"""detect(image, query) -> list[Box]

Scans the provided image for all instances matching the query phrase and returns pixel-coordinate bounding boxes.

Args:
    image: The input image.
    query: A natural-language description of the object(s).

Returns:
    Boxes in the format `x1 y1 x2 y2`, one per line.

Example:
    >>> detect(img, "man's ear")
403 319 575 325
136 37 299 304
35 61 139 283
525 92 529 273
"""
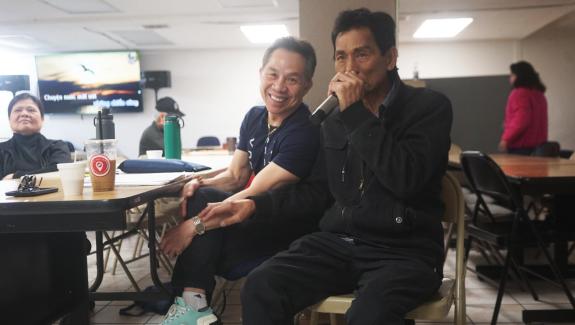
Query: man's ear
386 47 398 71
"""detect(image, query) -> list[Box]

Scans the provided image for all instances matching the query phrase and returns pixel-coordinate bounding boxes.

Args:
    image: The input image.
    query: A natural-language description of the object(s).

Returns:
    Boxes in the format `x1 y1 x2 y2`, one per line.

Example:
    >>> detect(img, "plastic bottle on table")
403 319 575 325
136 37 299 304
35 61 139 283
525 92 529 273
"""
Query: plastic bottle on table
164 115 182 159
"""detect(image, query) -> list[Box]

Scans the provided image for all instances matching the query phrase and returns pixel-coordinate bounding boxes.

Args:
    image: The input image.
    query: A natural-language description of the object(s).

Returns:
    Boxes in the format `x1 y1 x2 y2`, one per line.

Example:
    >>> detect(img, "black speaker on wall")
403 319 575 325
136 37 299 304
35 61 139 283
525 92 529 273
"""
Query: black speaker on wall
142 71 171 90
0 75 30 94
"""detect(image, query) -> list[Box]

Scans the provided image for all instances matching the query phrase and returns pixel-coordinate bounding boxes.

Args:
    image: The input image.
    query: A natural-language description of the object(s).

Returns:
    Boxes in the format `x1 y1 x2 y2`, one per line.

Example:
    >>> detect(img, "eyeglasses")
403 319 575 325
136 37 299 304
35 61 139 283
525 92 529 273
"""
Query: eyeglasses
18 175 42 192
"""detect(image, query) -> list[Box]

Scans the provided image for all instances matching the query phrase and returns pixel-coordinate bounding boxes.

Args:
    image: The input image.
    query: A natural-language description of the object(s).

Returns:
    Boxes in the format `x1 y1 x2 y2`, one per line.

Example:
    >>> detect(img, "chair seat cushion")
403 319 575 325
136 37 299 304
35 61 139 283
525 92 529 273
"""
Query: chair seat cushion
310 277 455 320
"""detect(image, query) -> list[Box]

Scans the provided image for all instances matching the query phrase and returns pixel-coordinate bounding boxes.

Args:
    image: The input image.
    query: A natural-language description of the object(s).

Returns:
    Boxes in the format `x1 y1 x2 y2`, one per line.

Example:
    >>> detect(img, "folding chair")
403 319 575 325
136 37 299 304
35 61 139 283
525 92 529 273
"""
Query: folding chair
98 199 179 291
461 151 575 325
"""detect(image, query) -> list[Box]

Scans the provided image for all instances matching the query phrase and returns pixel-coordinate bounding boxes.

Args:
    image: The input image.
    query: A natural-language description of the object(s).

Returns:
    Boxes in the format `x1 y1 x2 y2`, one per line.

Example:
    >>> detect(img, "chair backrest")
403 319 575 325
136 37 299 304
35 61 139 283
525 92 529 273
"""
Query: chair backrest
197 136 221 147
441 172 464 224
460 151 522 212
440 172 466 325
531 141 560 157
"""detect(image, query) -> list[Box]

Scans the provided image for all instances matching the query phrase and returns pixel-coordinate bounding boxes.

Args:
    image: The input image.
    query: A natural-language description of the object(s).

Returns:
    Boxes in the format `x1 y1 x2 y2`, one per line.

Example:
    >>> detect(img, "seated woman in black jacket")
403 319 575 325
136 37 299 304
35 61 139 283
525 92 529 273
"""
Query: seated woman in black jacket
0 93 71 180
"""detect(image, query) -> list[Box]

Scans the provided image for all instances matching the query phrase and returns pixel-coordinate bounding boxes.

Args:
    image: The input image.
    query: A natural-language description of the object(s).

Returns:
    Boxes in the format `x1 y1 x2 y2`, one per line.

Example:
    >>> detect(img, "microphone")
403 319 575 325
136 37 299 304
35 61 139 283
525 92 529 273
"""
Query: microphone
309 94 339 125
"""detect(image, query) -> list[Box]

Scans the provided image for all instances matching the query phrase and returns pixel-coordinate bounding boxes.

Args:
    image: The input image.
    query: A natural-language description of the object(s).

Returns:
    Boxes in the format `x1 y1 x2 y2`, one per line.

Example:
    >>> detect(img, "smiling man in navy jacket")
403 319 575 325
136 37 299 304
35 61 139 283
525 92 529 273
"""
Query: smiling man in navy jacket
197 8 453 325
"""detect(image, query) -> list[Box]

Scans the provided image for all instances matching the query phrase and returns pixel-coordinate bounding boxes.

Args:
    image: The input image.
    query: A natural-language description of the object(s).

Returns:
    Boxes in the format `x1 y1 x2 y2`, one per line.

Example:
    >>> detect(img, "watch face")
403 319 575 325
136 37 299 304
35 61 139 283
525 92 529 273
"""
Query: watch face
196 222 206 235
192 216 206 235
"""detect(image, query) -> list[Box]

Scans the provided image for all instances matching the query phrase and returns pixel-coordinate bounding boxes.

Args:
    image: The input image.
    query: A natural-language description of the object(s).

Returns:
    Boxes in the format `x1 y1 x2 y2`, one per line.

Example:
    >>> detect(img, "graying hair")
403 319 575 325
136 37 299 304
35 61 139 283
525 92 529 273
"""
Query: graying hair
261 36 317 81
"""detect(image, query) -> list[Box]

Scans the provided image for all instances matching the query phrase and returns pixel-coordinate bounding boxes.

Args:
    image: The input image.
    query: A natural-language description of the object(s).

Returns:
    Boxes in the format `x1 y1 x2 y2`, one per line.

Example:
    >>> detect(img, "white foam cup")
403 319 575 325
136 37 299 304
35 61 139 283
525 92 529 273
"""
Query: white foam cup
146 150 163 159
57 161 87 196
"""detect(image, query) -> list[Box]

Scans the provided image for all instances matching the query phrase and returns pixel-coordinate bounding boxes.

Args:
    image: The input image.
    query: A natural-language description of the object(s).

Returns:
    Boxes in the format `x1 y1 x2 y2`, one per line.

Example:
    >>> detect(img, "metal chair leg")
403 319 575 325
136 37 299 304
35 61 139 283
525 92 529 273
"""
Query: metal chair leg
523 213 575 308
103 231 141 291
491 239 513 325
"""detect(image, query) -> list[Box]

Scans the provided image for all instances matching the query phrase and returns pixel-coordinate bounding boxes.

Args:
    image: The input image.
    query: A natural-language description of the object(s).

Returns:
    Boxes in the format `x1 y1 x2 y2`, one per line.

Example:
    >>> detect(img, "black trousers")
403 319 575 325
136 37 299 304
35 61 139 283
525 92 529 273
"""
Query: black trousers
171 187 292 299
242 232 442 325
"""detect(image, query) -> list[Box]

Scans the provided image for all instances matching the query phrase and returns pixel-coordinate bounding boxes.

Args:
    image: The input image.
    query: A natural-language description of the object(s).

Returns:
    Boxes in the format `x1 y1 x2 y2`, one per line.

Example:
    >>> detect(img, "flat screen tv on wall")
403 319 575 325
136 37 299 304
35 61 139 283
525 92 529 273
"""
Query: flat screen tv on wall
35 51 143 114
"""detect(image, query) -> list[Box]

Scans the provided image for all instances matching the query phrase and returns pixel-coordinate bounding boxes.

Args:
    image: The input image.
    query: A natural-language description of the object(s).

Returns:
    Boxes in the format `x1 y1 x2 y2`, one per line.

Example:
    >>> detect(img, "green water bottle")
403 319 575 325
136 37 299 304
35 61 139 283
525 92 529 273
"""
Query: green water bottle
164 115 182 159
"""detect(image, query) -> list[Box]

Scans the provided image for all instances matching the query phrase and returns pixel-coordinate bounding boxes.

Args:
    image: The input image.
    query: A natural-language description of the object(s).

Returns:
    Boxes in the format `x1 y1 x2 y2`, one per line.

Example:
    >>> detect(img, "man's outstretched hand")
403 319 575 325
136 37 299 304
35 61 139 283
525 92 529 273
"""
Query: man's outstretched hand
199 199 256 228
161 199 255 258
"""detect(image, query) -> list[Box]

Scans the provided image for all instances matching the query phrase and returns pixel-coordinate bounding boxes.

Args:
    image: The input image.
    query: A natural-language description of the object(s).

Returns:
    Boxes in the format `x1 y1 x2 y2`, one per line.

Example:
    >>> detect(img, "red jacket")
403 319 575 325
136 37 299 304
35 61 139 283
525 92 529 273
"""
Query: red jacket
501 87 548 149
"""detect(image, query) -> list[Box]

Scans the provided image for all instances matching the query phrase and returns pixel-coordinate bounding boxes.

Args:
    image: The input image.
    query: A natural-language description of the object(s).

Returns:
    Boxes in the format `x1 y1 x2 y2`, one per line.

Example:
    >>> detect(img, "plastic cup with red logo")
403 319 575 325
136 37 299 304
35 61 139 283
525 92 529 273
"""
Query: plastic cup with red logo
85 139 117 192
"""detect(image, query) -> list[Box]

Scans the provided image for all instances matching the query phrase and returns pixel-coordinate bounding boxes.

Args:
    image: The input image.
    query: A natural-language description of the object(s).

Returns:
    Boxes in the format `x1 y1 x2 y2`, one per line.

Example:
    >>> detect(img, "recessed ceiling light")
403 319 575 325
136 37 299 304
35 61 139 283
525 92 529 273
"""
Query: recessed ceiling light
413 18 473 38
240 24 289 44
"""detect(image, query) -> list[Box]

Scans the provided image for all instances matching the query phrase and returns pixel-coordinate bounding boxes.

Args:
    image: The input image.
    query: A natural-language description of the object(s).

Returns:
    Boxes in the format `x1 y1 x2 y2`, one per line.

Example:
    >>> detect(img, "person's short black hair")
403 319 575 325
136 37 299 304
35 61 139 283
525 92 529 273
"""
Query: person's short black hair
510 61 546 92
7 93 44 118
261 36 317 81
331 8 396 58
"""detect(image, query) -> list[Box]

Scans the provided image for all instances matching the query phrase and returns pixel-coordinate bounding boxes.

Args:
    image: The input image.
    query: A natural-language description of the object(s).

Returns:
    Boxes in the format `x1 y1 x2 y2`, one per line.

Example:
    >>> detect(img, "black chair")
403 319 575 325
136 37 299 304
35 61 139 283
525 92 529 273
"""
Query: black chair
197 136 220 147
531 141 560 157
461 151 575 325
528 141 560 220
64 140 75 152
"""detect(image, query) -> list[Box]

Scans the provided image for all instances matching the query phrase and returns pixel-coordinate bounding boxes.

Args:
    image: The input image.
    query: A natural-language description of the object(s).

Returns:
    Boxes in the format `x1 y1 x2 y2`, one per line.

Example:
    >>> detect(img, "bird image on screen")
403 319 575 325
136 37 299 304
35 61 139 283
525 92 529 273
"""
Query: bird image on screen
80 64 95 75
35 51 143 114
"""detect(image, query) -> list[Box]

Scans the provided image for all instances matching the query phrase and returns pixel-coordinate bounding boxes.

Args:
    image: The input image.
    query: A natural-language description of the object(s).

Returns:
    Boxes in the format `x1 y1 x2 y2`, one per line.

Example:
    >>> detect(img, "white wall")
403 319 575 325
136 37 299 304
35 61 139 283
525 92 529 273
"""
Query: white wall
397 40 518 79
139 49 265 154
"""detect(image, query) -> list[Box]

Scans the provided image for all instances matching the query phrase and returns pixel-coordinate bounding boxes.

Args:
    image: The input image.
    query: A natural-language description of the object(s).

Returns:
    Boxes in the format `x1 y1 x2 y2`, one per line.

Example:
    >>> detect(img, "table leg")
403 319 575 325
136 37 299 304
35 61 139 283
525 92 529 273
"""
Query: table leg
147 200 171 295
89 231 104 292
521 194 575 323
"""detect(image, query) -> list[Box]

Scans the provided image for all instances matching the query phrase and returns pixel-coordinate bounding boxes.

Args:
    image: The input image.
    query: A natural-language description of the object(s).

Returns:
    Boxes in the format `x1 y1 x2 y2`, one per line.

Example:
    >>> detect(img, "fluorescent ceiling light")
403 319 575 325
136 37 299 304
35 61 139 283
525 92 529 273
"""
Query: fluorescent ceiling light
413 18 473 38
240 25 289 44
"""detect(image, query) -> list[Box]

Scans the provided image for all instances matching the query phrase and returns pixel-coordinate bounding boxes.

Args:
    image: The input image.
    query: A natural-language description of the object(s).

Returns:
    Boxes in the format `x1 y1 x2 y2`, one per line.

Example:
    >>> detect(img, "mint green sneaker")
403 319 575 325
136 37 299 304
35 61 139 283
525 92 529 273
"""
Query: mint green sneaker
161 297 218 325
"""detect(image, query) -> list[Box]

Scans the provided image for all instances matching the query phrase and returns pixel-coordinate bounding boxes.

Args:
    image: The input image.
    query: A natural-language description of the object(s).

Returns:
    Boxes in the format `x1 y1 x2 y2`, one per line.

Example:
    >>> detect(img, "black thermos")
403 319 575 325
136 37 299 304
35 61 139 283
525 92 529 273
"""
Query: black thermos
94 108 115 139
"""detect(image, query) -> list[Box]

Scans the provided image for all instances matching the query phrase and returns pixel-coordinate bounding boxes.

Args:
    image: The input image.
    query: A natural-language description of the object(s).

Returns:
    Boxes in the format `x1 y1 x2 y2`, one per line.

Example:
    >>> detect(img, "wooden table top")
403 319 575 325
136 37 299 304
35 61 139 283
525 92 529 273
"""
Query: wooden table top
0 174 193 206
449 153 575 179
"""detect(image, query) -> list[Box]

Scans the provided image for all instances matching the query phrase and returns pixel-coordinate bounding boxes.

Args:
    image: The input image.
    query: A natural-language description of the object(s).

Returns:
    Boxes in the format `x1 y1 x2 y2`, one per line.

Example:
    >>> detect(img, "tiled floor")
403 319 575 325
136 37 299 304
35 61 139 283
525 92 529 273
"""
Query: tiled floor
60 231 575 324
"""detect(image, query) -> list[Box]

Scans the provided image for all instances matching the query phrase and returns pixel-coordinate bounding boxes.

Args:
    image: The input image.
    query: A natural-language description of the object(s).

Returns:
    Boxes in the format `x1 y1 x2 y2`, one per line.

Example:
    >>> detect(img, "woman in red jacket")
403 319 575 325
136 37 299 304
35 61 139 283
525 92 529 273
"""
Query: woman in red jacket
499 61 548 155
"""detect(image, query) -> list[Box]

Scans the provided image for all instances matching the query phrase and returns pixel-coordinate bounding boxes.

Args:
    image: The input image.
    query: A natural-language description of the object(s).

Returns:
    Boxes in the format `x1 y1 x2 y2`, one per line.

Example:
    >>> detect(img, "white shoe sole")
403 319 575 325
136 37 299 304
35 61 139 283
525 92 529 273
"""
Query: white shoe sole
198 314 218 325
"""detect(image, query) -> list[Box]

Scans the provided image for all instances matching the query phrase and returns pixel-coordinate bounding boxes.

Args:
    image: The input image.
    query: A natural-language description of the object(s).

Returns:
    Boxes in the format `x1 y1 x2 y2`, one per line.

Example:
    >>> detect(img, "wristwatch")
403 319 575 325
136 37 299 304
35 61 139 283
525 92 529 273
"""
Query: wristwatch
191 216 206 235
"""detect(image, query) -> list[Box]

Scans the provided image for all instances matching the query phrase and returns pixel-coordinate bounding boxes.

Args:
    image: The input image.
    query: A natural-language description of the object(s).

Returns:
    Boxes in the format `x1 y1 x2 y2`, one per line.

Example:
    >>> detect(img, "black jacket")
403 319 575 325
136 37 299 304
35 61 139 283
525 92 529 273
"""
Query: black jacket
251 80 452 270
139 122 164 156
0 133 72 179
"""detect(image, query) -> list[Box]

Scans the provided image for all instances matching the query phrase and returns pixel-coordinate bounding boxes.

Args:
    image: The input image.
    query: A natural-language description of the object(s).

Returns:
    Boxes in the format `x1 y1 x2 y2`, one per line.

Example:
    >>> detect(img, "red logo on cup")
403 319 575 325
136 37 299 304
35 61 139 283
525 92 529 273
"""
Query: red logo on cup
90 154 111 177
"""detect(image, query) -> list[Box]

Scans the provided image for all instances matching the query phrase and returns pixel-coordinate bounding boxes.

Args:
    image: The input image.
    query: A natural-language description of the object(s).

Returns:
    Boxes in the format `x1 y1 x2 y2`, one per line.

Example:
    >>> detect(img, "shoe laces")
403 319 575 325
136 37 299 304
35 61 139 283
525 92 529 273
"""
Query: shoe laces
164 303 191 321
